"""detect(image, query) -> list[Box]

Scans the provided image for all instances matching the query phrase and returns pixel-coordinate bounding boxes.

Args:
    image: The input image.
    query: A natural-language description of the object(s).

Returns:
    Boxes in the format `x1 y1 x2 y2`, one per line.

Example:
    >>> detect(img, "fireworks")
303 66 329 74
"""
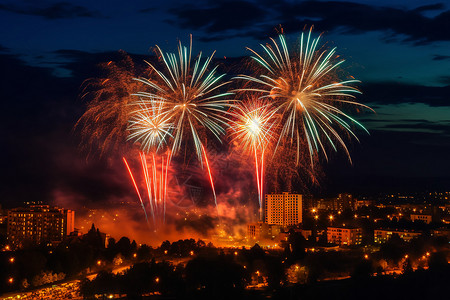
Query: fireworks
229 99 279 220
76 53 143 157
78 29 372 228
127 99 173 153
229 99 278 154
125 36 234 223
132 35 234 164
235 28 372 165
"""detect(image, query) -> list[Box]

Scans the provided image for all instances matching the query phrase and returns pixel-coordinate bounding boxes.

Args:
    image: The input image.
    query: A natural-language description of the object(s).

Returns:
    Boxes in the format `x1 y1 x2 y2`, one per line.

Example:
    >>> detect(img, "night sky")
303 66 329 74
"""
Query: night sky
1 0 449 207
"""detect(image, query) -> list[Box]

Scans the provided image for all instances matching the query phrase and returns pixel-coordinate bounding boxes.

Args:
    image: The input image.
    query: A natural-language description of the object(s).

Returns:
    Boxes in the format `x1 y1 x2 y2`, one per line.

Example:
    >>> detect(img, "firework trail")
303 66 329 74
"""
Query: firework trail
128 35 234 219
229 99 278 220
235 28 373 166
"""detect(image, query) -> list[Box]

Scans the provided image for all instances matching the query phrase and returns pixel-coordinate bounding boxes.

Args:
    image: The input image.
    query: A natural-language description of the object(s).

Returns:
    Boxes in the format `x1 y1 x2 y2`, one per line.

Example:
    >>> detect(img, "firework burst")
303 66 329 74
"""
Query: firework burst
133 35 234 163
235 28 373 165
127 98 173 153
229 98 279 220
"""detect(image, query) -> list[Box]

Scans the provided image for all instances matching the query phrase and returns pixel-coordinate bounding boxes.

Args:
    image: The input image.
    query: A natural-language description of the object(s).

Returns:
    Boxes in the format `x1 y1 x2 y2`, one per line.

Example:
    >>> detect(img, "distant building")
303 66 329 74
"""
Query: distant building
431 228 450 239
336 194 356 211
265 192 302 227
410 214 432 224
374 229 422 243
247 222 281 239
315 194 356 212
327 226 362 246
355 199 374 209
7 205 75 249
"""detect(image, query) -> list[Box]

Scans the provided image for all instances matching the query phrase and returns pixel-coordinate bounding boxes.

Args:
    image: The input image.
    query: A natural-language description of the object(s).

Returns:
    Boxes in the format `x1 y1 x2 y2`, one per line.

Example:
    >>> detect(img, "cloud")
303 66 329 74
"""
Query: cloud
166 0 450 44
381 120 450 134
0 1 101 19
432 54 450 61
437 75 450 85
360 82 450 107
166 0 269 41
168 0 266 31
413 3 446 13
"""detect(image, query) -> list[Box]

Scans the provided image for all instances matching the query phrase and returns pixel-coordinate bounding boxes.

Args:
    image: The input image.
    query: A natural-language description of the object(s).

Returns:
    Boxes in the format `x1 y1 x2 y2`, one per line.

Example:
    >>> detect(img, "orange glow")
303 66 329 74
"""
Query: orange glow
155 277 160 283
8 278 13 284
97 260 101 266
364 254 369 259
9 257 14 263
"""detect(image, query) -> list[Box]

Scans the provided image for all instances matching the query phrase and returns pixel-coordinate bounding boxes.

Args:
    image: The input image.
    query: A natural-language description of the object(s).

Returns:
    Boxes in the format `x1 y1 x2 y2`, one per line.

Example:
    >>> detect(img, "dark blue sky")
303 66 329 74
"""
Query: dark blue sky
1 0 449 206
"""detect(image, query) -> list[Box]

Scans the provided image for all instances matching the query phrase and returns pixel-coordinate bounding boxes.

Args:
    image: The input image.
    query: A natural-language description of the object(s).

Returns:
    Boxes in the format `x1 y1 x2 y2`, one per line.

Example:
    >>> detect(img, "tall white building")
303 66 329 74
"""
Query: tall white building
264 192 302 226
